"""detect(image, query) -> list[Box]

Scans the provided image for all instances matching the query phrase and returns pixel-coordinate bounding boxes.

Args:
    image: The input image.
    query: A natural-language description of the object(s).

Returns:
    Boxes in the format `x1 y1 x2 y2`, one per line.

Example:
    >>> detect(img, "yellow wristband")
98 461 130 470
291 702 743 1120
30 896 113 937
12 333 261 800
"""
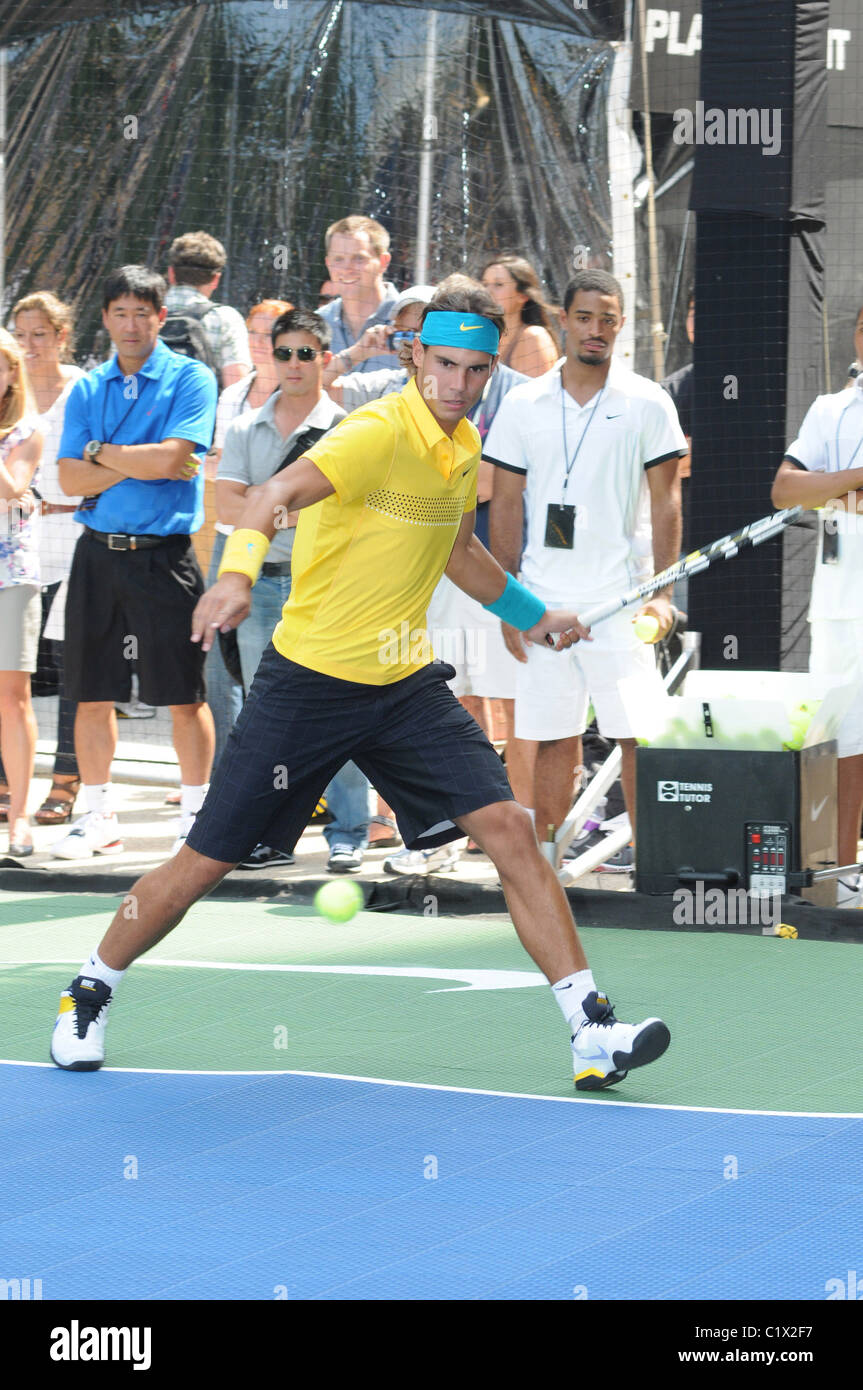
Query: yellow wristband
218 528 269 584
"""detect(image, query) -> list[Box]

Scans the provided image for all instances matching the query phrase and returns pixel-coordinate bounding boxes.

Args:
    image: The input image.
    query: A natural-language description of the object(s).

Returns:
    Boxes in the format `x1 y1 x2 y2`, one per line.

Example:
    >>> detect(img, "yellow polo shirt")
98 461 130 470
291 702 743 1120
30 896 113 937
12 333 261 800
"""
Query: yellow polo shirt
272 376 480 684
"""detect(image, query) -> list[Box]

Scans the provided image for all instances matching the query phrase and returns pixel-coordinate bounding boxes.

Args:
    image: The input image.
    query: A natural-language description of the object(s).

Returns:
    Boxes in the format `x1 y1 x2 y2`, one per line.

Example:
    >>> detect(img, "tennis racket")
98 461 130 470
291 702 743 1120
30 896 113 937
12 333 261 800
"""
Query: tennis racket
577 506 804 630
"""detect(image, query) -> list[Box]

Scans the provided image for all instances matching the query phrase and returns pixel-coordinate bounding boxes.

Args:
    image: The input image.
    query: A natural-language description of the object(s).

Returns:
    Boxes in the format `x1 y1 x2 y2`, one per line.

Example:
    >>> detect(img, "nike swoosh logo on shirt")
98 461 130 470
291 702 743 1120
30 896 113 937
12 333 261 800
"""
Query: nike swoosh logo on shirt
606 413 623 419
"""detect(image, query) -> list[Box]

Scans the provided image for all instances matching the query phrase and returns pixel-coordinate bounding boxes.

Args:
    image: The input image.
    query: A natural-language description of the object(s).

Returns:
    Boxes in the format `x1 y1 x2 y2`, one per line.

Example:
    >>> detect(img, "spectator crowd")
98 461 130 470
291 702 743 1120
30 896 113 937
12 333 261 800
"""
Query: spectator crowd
2 218 860 904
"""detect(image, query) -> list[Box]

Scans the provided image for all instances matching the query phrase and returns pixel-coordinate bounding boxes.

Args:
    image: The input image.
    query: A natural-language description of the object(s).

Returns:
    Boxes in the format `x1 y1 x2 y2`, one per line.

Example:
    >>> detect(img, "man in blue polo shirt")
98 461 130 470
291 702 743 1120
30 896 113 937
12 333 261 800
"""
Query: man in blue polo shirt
52 265 217 860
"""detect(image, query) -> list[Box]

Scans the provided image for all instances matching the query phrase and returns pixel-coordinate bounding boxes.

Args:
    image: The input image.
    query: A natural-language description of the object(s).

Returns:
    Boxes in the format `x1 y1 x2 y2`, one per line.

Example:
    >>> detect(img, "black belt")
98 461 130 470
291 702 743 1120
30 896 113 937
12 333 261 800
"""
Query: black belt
261 560 292 577
85 528 186 551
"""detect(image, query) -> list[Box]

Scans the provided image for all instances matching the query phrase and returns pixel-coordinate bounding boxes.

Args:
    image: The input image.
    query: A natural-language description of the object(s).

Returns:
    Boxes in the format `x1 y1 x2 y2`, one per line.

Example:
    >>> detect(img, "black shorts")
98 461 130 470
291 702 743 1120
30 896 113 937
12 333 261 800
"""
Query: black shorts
64 531 206 706
186 646 514 863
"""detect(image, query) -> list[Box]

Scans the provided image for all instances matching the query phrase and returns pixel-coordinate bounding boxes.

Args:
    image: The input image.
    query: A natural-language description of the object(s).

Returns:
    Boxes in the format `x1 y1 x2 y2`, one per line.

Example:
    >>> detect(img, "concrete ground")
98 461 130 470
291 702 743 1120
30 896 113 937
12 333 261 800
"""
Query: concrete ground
1 695 633 895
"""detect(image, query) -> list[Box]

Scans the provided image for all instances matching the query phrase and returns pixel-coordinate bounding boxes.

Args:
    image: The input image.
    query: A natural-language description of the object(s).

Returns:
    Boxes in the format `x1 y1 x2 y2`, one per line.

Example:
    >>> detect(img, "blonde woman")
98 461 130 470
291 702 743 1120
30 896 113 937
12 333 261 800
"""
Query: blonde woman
3 293 84 826
0 328 43 856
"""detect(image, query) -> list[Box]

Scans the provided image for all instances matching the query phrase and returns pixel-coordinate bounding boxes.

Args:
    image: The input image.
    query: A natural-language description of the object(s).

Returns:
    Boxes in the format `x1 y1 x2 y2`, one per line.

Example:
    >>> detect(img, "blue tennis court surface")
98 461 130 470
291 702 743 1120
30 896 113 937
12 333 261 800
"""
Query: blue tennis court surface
2 1064 860 1301
3 891 862 1301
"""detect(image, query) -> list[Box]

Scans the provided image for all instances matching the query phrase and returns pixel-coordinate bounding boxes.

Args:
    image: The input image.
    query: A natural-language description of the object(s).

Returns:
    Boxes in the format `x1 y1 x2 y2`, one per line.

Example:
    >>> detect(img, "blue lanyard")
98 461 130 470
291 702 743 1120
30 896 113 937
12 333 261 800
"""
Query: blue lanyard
560 372 606 502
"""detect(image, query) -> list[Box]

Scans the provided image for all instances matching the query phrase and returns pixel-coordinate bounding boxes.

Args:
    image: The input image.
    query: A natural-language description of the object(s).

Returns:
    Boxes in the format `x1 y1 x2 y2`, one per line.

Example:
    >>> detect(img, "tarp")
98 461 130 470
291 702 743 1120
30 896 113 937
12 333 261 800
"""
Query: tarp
2 1 616 359
0 0 625 44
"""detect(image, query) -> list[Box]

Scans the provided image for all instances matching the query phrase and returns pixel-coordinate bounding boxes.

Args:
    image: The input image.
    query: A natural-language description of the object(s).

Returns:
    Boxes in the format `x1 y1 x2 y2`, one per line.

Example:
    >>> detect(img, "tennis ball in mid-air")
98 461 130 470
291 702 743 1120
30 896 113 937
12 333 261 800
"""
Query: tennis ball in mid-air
633 613 660 644
774 923 798 939
315 880 363 923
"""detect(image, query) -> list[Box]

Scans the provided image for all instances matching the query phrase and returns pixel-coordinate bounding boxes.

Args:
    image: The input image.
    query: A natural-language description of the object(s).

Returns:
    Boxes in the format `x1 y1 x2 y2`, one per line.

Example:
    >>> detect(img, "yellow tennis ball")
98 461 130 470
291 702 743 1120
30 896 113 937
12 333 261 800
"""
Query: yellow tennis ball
633 613 660 643
774 923 798 939
315 880 363 923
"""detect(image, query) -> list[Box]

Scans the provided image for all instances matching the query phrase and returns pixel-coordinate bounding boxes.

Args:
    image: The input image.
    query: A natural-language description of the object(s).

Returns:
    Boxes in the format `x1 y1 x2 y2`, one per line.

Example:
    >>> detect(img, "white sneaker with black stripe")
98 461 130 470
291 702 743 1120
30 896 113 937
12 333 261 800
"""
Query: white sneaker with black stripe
571 991 670 1091
50 975 112 1071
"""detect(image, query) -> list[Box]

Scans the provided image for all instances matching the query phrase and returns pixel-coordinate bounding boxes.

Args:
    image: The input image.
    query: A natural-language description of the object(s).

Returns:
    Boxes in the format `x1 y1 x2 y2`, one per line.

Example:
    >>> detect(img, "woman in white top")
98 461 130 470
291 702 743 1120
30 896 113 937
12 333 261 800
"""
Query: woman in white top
0 328 43 855
0 293 84 828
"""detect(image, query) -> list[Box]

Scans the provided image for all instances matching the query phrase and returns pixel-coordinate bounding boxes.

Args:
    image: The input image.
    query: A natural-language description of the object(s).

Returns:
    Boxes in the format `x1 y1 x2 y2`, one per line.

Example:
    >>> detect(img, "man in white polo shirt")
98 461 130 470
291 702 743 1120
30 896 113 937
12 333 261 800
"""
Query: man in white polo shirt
486 270 686 863
772 305 863 900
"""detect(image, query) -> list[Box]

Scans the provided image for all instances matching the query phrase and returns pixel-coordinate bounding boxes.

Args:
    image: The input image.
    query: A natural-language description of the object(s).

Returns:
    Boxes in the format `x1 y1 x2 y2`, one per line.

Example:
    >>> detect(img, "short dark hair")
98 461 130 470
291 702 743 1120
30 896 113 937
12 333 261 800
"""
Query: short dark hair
271 307 331 351
563 270 624 314
102 265 166 314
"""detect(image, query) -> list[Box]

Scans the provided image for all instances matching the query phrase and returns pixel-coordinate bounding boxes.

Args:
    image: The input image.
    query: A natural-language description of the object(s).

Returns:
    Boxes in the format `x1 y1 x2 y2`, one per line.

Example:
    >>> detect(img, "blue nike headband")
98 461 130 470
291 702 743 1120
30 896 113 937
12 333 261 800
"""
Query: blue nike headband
419 311 500 356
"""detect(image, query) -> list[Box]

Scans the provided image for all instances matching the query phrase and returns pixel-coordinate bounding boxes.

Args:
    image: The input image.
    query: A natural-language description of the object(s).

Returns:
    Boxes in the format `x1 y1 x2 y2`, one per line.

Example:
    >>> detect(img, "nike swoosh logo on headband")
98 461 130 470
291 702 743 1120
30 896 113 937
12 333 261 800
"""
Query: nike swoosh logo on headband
459 323 481 332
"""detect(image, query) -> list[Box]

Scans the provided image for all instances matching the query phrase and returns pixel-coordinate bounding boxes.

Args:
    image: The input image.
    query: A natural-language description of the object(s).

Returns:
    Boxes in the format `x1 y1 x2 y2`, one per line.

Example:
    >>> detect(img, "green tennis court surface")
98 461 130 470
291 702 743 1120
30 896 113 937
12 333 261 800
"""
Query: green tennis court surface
1 889 860 1113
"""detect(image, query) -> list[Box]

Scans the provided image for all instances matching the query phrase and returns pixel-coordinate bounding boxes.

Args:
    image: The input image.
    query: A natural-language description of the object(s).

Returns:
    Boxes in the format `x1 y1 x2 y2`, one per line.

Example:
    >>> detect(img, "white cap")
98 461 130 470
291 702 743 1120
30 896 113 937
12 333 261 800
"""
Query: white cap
391 284 436 317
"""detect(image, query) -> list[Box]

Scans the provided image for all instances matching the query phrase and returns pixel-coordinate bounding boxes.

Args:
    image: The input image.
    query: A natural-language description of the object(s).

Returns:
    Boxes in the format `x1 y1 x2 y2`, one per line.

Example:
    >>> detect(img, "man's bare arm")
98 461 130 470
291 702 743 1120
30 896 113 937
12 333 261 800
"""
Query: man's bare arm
488 465 525 575
647 456 683 596
772 457 863 510
96 438 200 482
58 457 124 497
445 512 590 650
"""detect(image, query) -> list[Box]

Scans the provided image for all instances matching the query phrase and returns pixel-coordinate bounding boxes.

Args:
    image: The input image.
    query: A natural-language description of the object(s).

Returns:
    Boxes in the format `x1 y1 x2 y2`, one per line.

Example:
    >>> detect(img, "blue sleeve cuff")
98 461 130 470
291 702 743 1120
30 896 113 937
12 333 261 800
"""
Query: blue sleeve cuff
483 573 545 630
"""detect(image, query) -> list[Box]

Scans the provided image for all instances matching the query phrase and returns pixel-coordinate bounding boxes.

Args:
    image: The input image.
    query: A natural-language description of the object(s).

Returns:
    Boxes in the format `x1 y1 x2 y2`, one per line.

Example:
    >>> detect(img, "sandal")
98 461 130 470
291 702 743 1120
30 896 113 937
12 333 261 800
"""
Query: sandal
368 814 401 848
34 776 81 826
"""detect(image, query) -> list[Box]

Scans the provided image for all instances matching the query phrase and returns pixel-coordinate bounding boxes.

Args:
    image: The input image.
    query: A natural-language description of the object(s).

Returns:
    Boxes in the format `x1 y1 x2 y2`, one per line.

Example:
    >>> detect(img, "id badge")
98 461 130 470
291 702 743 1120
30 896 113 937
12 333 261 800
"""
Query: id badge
821 515 840 565
545 502 576 550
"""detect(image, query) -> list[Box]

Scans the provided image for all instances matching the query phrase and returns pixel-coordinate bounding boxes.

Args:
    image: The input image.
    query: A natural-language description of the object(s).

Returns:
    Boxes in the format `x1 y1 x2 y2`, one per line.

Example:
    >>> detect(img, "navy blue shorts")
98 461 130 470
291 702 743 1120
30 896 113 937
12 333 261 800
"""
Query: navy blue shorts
186 645 514 864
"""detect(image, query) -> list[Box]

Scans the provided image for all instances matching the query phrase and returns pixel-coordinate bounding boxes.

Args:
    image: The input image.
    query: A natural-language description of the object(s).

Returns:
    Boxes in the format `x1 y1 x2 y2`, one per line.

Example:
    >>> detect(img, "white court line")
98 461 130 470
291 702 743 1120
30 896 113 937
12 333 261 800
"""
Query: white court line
1 1057 861 1121
0 957 543 992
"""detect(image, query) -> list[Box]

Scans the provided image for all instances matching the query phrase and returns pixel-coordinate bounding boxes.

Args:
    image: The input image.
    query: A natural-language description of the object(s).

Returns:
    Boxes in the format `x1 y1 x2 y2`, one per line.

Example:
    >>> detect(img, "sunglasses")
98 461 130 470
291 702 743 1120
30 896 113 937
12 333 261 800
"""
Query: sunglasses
273 346 323 362
388 329 417 349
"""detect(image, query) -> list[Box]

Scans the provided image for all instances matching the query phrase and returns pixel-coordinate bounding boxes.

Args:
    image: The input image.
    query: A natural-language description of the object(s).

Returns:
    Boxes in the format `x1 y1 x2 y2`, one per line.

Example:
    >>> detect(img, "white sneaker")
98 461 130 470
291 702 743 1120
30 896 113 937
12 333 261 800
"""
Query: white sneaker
171 811 196 857
571 990 671 1091
52 811 123 860
50 975 112 1070
383 845 461 875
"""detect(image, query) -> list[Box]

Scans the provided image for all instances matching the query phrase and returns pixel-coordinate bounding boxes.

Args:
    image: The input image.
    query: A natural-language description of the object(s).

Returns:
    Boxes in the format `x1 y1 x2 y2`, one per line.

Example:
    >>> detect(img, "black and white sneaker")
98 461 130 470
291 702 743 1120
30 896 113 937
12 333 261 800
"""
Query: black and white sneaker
571 990 670 1091
238 844 296 871
50 975 112 1071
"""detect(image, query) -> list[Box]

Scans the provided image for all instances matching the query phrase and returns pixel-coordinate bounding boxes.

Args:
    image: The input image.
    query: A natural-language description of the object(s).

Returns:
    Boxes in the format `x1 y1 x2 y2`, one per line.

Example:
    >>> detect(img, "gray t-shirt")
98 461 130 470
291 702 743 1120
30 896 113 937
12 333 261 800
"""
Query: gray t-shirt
217 391 346 563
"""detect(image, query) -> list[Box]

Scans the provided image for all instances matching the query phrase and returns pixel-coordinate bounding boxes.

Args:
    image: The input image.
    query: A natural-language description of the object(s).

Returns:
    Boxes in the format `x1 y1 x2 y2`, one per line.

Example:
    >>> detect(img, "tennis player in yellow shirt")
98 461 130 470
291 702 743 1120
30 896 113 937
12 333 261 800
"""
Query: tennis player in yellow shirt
50 283 670 1091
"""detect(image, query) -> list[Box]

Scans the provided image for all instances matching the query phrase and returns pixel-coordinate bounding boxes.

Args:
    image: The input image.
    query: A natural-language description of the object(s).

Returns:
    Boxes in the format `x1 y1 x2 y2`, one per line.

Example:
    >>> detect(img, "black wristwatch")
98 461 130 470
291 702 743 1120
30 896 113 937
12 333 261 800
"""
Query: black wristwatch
84 439 104 462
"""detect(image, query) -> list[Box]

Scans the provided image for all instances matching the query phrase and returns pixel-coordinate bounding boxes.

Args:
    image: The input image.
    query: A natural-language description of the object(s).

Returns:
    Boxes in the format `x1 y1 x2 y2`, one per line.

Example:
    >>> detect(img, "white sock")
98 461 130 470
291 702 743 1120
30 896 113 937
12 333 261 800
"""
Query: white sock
84 784 112 816
552 968 596 1030
79 949 125 993
180 784 208 816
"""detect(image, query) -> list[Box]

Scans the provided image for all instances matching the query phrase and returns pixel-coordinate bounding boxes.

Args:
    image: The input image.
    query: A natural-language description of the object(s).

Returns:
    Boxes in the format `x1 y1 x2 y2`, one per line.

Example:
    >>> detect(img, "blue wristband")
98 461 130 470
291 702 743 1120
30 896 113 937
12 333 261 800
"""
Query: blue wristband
483 573 546 630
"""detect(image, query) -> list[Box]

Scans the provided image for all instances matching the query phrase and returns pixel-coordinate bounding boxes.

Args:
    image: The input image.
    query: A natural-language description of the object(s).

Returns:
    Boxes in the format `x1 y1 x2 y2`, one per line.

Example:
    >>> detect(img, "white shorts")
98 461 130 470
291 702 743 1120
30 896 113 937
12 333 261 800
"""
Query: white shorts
809 617 863 758
426 574 520 699
515 606 662 741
